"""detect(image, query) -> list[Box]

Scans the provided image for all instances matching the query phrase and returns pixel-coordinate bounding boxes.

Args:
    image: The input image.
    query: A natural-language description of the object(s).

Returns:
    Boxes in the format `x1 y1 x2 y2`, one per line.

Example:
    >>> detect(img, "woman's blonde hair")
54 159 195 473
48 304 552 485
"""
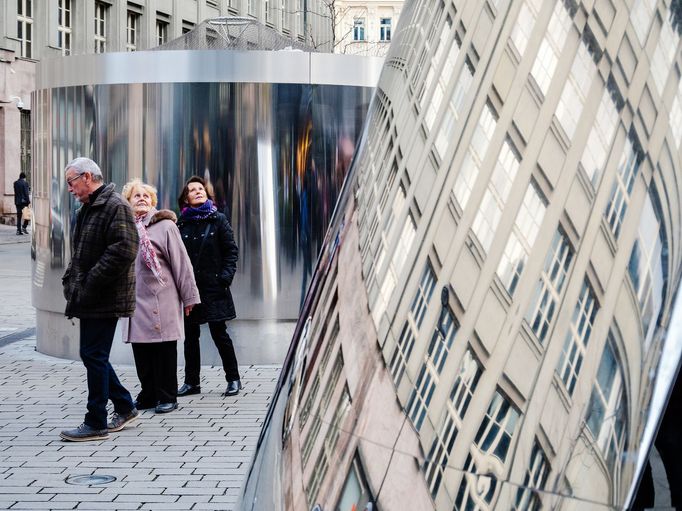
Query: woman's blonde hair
122 178 158 207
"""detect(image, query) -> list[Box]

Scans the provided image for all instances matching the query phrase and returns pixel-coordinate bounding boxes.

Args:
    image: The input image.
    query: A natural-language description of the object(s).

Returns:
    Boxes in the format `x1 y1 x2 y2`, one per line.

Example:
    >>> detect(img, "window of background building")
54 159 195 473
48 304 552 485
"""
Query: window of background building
57 0 72 56
527 229 573 343
265 0 272 24
20 111 31 178
434 57 472 157
509 0 542 58
353 18 366 41
471 139 520 253
530 1 571 96
515 441 550 511
497 181 547 295
94 1 108 53
630 0 657 46
453 103 497 209
380 17 392 41
126 11 140 52
247 0 255 16
182 20 195 35
296 0 304 37
282 0 289 32
156 17 169 45
557 280 598 396
586 337 627 474
604 135 642 238
581 88 619 185
556 42 597 140
17 0 33 58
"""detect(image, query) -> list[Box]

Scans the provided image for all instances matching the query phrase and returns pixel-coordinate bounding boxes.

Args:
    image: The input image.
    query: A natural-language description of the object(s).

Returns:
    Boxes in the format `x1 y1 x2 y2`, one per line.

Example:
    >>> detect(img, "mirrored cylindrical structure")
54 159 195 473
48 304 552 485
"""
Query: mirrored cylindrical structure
239 0 682 510
32 50 380 364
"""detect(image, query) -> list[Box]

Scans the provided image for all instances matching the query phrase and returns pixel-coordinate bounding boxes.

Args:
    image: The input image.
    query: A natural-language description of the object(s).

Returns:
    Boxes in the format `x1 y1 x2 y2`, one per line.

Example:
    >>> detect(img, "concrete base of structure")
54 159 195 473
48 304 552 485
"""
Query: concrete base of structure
36 309 294 366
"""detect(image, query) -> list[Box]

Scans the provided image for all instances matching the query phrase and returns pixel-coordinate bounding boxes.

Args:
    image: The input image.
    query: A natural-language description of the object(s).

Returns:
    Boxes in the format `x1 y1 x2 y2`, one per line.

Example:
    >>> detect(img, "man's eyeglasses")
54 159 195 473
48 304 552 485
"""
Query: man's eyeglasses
66 174 84 186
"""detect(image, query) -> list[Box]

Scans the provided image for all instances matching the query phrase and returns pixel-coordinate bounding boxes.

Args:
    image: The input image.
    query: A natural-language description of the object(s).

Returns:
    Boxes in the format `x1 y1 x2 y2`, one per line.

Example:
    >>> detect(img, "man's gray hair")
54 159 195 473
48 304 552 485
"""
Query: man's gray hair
65 157 103 182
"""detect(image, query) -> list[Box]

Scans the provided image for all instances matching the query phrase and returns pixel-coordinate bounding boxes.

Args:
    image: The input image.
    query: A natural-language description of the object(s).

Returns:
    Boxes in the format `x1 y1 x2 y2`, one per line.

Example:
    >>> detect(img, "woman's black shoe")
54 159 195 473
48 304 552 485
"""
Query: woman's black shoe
155 402 178 413
133 400 156 410
177 383 201 396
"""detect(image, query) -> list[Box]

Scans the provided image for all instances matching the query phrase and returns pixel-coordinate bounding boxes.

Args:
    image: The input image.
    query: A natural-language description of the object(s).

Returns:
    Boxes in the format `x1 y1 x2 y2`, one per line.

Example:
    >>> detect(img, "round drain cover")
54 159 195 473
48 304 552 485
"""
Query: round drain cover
65 474 116 486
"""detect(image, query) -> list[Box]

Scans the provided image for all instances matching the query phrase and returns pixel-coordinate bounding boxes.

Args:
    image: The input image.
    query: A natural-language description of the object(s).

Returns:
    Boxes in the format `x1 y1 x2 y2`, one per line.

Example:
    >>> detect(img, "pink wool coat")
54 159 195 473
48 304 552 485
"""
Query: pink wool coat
122 209 200 343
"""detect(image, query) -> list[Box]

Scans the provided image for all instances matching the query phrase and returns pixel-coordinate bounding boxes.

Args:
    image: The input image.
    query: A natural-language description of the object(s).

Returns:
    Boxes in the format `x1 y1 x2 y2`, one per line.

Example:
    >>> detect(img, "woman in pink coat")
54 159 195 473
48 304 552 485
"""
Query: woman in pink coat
122 179 200 413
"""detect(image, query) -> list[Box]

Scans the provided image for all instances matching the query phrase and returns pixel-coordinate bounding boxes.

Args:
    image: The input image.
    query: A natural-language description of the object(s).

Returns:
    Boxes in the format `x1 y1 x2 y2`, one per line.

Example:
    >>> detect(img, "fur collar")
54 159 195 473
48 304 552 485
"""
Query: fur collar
146 208 177 226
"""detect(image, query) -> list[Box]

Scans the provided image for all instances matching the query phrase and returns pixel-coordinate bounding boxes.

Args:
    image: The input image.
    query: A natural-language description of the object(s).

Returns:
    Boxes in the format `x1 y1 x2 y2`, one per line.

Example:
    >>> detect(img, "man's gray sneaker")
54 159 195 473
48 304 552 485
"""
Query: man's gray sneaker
60 423 109 442
107 408 139 432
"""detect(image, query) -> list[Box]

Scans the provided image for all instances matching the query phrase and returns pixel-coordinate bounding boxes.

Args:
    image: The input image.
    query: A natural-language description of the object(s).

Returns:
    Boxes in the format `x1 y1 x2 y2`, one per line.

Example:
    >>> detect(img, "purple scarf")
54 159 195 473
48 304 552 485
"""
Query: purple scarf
181 199 217 220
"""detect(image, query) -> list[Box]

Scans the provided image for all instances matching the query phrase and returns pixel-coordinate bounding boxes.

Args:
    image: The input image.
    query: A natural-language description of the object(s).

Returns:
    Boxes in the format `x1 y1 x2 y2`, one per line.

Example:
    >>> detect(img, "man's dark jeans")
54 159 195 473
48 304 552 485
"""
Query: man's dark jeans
80 317 134 430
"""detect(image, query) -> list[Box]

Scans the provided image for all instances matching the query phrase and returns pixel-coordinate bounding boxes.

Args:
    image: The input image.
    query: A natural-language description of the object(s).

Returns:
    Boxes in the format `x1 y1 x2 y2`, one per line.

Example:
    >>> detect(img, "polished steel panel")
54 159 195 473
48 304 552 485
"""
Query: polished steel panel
36 50 383 89
32 53 375 362
238 1 682 510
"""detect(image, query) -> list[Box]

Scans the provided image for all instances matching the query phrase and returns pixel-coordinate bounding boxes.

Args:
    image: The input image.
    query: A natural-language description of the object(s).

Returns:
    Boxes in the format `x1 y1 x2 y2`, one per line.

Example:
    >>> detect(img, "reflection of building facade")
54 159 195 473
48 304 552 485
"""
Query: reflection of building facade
240 0 682 510
333 1 402 56
0 0 334 223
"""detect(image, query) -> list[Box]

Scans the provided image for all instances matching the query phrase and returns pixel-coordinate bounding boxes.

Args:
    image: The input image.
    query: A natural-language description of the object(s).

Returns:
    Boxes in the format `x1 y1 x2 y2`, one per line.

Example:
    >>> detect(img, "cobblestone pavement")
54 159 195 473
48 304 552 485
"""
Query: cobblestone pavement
0 224 281 510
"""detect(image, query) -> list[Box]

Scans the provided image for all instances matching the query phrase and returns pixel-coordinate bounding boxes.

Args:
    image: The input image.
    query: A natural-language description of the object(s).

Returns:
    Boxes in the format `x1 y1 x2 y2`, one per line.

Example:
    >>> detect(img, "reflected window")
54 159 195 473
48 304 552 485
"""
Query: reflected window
527 229 573 343
57 0 72 56
380 18 392 41
17 0 33 58
580 88 619 184
456 454 498 509
651 13 680 95
281 0 289 31
497 180 547 295
424 350 481 498
353 18 366 41
514 441 550 511
94 1 107 53
586 336 628 490
434 58 473 157
474 391 520 463
530 2 571 96
126 11 140 52
423 24 461 134
628 191 666 351
451 100 496 209
510 0 542 57
557 280 598 396
265 0 272 24
556 43 597 139
630 0 657 46
335 455 376 511
670 81 682 148
604 134 642 238
406 309 458 430
472 139 520 253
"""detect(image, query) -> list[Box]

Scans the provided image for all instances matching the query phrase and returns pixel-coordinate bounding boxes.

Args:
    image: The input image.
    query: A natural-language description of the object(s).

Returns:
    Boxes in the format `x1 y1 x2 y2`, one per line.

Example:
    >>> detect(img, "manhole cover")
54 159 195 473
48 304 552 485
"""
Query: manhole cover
65 474 116 486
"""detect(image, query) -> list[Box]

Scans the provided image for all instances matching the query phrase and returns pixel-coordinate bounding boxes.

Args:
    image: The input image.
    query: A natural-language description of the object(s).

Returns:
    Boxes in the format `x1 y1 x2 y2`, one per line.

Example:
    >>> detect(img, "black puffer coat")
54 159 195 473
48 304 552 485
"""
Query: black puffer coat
177 210 238 323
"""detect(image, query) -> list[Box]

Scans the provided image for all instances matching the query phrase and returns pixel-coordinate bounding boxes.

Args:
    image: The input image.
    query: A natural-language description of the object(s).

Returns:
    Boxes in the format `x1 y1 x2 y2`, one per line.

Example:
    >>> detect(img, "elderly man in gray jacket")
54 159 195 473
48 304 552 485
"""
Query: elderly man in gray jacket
60 157 140 442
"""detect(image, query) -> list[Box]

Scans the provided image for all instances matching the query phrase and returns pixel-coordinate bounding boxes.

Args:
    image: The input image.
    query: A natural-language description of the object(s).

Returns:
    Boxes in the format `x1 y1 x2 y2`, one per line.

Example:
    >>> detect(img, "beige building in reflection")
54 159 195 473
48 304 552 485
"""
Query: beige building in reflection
277 0 682 509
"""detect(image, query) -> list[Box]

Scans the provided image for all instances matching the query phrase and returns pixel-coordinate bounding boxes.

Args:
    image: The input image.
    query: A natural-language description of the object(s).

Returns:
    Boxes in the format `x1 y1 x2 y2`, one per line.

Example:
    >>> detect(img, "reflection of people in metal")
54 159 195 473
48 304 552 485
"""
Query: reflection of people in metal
60 157 139 442
176 176 242 397
121 179 200 414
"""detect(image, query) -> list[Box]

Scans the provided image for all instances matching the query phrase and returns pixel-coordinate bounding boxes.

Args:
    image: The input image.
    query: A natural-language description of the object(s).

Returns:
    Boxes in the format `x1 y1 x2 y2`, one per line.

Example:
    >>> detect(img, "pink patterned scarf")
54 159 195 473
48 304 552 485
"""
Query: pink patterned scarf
135 213 165 286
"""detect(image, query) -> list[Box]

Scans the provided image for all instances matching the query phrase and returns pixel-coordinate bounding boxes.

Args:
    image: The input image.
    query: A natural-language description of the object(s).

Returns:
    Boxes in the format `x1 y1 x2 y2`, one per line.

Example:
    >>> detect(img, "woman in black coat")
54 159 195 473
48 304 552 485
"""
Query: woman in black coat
176 176 241 397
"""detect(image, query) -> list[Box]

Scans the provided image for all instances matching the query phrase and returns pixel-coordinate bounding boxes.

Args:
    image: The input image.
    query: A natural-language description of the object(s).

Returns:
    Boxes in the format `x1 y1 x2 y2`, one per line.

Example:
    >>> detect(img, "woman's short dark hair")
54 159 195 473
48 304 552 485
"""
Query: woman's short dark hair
178 175 215 209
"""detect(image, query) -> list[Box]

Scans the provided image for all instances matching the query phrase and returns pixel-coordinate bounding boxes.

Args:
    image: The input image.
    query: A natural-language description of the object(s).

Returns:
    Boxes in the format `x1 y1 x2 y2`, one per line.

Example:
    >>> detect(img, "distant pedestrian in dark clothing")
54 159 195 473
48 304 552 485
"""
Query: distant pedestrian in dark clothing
60 157 140 442
176 176 242 397
13 172 30 235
